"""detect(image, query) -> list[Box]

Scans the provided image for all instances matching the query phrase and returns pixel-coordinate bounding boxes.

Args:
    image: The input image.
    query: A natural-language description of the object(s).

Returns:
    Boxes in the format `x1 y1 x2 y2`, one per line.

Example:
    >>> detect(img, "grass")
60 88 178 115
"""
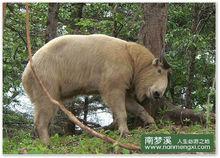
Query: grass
3 123 215 154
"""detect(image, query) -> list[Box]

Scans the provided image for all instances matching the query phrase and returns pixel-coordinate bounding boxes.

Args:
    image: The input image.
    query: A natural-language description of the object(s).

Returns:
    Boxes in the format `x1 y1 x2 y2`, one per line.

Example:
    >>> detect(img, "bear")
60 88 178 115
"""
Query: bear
22 34 171 144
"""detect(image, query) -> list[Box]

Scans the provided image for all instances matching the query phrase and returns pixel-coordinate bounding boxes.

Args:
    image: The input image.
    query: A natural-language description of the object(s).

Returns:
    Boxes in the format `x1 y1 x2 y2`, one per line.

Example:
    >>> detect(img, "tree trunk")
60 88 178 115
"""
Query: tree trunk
45 3 60 43
185 4 201 109
83 96 89 124
138 3 168 57
3 3 7 18
70 3 85 34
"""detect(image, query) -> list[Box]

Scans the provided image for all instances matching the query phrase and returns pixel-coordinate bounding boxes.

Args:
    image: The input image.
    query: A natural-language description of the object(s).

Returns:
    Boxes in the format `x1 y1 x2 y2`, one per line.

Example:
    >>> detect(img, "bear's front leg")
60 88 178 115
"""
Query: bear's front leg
102 89 130 136
125 94 155 126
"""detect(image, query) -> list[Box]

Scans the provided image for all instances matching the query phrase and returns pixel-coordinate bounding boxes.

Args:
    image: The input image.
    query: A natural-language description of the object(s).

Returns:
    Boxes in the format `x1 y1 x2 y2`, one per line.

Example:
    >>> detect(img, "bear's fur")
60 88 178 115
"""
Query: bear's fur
22 34 170 144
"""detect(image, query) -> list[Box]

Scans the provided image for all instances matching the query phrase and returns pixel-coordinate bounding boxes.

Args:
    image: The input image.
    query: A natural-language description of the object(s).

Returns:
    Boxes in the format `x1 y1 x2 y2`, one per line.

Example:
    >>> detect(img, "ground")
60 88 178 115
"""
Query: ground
3 123 215 154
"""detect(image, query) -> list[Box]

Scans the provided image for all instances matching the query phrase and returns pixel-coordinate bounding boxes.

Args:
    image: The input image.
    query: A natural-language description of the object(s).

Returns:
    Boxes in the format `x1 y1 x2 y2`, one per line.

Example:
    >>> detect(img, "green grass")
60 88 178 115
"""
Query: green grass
3 124 215 154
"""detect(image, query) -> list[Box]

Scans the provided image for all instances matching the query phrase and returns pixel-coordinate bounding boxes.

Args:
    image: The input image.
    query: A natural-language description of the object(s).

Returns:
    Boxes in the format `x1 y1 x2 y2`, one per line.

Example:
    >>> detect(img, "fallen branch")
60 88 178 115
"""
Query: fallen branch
143 98 215 126
25 3 140 151
78 118 101 128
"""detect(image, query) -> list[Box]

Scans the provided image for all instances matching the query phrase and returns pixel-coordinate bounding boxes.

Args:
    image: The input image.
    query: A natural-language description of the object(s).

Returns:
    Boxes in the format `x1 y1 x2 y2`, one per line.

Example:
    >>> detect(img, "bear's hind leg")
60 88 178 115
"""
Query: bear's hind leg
34 97 58 144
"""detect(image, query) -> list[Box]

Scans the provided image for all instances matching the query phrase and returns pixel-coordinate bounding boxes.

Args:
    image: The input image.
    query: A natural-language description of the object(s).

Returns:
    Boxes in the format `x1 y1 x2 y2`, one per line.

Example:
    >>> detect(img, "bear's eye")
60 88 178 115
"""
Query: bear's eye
158 69 161 74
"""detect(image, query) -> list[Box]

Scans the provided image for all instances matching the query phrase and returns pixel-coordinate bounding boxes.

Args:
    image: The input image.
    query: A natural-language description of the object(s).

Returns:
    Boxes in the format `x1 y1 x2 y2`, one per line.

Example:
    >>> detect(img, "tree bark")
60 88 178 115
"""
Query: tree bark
185 4 200 109
3 3 7 18
70 3 85 34
138 3 168 57
45 3 60 43
83 96 89 124
112 4 118 37
137 3 169 122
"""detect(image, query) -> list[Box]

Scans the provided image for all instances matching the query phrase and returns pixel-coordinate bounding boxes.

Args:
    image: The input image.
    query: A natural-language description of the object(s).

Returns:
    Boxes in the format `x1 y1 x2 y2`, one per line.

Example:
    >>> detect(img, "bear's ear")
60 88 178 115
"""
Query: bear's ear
152 58 160 66
161 57 171 70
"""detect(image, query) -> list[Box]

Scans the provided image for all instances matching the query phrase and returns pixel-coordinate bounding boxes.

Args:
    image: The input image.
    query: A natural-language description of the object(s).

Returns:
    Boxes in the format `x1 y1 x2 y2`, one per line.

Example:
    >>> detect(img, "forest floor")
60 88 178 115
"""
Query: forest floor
3 123 215 154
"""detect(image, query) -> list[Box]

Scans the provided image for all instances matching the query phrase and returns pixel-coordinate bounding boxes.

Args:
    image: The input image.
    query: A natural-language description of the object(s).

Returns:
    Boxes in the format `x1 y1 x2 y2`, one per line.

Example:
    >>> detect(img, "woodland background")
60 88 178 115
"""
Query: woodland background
3 3 215 154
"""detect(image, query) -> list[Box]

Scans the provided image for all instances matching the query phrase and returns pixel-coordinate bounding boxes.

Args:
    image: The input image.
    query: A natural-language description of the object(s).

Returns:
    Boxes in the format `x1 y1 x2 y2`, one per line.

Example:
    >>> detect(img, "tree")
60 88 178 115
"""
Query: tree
137 3 215 126
185 4 199 109
166 4 215 109
138 3 168 57
45 3 60 43
3 3 7 19
185 4 215 109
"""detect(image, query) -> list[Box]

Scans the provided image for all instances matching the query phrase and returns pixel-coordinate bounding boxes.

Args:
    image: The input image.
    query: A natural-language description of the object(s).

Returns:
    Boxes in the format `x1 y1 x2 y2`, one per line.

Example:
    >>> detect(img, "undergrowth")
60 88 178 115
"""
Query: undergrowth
3 124 215 154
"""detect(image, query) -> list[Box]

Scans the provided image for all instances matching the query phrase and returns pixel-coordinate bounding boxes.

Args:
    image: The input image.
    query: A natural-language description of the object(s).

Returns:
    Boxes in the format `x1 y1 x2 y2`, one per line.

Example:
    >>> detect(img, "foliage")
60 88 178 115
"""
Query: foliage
3 125 215 154
166 4 215 108
59 3 142 40
3 107 33 138
3 3 47 106
3 3 216 154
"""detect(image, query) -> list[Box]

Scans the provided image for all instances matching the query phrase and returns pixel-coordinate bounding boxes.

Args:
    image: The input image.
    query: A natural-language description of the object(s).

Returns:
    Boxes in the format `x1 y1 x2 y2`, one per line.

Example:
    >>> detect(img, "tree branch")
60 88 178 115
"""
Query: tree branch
4 24 27 50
